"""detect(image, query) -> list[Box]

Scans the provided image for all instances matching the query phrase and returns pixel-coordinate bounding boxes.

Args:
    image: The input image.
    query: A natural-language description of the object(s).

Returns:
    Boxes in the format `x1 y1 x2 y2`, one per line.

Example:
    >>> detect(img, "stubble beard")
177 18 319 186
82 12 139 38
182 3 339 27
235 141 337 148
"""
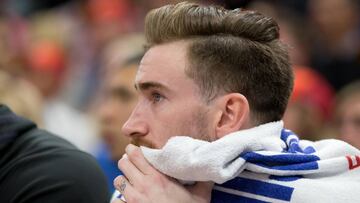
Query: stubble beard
130 107 213 149
130 139 156 149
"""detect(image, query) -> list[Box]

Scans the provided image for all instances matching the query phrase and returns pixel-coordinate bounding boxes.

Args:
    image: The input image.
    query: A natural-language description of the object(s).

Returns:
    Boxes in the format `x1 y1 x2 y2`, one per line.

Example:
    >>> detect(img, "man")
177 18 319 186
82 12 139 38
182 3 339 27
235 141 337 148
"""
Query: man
113 2 360 202
334 80 360 149
97 54 142 192
26 40 97 152
0 105 110 202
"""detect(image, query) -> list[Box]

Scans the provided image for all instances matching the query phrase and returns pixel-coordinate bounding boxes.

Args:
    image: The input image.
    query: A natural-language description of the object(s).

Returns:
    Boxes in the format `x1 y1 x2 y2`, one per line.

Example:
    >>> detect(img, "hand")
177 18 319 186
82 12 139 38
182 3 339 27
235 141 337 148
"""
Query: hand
113 144 213 203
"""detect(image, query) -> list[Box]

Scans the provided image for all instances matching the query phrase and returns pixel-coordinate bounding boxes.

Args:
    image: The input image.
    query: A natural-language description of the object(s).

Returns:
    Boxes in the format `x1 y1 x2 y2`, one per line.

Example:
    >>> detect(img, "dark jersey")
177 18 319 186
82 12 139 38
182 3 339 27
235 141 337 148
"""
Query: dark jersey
0 105 110 203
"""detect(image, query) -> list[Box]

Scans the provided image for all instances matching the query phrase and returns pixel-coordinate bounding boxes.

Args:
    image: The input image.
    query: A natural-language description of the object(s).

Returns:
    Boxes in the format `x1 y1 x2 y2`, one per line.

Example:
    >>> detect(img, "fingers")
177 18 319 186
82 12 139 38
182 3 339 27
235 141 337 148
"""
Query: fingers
117 144 165 195
125 144 158 175
114 175 137 201
118 155 143 185
114 175 149 203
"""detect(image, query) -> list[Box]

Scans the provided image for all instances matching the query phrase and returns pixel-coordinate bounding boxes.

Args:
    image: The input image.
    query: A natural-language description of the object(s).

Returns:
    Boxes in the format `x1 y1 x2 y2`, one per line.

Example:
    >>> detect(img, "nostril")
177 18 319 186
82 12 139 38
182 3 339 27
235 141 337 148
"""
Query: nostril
129 132 144 137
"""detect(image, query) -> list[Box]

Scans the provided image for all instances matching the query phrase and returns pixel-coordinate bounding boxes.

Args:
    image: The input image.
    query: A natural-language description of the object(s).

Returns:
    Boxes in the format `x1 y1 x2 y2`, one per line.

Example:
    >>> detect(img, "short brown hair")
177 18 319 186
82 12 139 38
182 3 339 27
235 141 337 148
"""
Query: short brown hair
145 2 293 124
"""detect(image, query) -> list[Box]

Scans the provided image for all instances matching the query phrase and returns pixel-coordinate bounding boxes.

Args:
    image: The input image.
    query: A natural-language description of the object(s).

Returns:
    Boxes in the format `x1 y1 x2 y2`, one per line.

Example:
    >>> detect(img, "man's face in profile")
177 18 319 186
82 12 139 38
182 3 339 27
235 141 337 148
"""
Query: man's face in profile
98 65 138 160
121 41 217 149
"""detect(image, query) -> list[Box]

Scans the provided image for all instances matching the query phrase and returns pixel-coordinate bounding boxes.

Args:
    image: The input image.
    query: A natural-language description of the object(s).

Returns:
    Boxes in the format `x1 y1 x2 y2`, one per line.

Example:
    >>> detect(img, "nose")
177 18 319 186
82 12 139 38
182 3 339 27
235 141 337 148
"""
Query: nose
121 103 149 138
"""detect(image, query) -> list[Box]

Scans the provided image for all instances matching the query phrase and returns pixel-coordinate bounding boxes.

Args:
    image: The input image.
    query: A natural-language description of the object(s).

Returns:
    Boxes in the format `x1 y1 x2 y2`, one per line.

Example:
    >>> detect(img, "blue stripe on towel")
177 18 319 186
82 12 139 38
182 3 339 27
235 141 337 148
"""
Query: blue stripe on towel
303 146 316 154
281 129 294 142
216 177 294 201
269 175 302 181
281 129 316 154
241 152 320 169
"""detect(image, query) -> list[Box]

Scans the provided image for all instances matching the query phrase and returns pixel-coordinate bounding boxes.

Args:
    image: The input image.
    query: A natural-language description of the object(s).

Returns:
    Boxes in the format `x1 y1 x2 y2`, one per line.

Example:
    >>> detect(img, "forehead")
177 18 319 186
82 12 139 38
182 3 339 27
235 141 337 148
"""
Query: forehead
136 41 194 90
339 95 360 110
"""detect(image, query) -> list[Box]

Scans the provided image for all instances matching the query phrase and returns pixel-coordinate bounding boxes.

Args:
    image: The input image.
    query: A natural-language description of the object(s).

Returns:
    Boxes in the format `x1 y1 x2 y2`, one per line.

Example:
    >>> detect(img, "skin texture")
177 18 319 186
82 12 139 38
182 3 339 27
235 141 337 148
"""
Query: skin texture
113 41 251 203
98 65 138 160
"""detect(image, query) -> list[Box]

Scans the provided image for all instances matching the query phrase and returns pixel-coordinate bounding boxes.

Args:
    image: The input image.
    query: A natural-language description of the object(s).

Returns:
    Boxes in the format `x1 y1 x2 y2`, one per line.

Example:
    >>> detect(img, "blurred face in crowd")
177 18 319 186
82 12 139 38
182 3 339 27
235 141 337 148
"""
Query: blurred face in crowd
27 41 66 98
283 102 323 141
98 64 138 160
309 0 359 41
336 95 360 149
122 41 217 149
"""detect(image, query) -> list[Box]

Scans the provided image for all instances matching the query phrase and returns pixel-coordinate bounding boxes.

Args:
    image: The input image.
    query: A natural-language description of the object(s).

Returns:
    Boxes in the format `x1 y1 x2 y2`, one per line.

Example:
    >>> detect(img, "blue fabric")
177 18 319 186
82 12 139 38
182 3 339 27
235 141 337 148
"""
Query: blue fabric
237 129 320 171
211 175 297 202
95 144 122 193
281 129 316 154
214 177 294 202
209 129 316 202
241 152 320 171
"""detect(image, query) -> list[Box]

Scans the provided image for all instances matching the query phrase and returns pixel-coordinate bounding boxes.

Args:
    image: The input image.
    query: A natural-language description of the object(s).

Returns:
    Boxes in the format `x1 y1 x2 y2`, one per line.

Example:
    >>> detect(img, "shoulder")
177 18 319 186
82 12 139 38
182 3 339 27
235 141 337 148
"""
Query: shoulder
0 129 110 203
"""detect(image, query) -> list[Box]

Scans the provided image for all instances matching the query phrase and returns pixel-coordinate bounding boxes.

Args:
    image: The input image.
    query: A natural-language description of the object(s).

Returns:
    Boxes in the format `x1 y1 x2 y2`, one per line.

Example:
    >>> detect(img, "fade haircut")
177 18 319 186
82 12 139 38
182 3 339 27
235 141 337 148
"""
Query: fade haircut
144 2 293 124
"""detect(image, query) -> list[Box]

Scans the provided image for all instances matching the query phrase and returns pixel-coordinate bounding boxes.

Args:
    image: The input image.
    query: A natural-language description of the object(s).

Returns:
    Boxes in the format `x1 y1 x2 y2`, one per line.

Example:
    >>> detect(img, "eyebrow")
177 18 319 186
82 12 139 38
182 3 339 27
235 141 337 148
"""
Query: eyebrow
135 81 170 92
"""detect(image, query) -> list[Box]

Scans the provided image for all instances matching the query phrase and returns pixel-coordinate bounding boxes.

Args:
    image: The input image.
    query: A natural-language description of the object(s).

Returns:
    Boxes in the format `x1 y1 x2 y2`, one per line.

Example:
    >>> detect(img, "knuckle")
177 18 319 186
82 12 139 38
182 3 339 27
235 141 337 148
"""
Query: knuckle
118 158 127 169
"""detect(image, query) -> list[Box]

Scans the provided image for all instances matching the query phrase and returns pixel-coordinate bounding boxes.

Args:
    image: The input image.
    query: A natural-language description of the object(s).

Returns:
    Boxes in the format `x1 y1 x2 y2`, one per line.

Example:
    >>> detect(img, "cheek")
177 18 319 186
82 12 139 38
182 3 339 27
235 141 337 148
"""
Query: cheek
161 106 210 139
146 115 189 148
151 119 178 147
147 100 210 147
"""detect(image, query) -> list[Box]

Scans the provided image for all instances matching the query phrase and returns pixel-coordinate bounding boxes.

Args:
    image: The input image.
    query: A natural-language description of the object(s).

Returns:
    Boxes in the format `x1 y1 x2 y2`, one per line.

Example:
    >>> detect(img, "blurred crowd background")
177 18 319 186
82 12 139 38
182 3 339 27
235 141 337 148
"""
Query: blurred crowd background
0 0 359 193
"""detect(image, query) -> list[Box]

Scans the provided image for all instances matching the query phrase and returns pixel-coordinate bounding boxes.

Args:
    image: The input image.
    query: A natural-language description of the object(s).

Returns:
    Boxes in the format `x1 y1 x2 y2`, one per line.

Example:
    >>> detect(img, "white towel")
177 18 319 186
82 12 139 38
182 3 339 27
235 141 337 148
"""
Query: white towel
137 121 360 202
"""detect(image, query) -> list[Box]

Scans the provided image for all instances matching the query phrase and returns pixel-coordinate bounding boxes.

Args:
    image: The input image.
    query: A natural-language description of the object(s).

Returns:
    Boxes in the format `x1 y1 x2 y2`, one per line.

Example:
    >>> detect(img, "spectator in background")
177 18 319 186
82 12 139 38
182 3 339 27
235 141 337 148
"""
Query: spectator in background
334 80 360 149
100 34 145 75
25 39 98 153
0 105 111 203
0 70 110 202
97 54 143 193
0 69 43 125
96 34 144 192
308 0 360 90
283 66 335 140
248 0 313 67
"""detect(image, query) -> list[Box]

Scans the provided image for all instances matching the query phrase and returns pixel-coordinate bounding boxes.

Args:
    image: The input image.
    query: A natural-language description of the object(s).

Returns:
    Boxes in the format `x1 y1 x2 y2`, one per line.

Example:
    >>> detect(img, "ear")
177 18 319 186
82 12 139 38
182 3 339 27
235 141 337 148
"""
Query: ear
214 93 250 139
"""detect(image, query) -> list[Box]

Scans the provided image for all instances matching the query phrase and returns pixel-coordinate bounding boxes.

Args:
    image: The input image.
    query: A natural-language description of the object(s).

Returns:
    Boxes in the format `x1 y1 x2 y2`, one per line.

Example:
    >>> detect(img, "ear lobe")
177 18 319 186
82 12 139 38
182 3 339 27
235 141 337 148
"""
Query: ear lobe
215 93 250 139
